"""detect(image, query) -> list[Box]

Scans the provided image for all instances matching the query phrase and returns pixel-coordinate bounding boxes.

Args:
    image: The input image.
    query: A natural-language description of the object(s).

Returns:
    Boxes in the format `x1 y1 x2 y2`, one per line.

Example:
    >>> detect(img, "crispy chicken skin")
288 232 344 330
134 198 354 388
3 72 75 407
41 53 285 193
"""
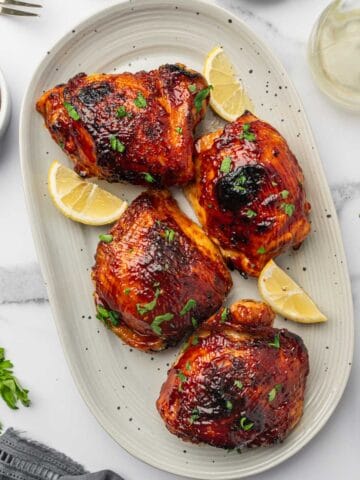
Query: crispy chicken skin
185 111 311 277
36 64 209 187
157 300 309 449
92 190 232 352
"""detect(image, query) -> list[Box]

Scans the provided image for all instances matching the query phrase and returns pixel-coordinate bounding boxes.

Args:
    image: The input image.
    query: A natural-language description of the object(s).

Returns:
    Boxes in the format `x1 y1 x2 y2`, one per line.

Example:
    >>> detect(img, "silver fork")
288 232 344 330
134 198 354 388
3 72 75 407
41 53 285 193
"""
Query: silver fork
0 0 42 16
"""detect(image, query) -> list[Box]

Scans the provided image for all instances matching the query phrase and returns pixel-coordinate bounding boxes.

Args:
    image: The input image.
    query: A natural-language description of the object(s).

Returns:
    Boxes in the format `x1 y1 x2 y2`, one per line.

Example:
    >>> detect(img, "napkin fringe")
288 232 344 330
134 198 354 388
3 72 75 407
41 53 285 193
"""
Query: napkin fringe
0 428 86 480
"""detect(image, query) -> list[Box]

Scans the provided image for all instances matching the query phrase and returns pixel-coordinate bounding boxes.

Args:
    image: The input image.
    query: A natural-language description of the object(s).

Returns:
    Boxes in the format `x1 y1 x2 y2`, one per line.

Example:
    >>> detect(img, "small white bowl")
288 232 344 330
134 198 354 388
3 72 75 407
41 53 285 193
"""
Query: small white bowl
0 67 11 139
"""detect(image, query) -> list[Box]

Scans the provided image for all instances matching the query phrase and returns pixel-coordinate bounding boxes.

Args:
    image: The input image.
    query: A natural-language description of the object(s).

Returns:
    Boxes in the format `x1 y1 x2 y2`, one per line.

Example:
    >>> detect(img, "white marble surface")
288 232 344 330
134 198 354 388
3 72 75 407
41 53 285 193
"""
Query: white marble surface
0 0 359 478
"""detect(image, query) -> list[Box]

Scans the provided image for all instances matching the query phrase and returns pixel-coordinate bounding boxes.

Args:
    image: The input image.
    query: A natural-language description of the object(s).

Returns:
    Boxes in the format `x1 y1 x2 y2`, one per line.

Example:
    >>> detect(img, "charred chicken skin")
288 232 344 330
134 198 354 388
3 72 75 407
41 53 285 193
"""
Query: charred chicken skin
157 300 309 449
186 111 311 277
36 64 210 187
92 190 232 352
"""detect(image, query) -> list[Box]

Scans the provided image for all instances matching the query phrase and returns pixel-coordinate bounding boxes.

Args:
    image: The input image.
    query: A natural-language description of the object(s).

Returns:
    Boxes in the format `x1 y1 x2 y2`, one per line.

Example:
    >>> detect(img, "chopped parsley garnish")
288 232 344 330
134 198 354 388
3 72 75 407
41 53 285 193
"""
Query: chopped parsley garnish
188 84 197 93
226 400 233 410
143 172 155 183
221 307 229 323
190 408 200 423
177 371 187 391
194 85 213 112
151 312 174 335
124 288 131 295
281 203 295 216
191 334 199 346
99 234 113 243
96 305 120 327
109 135 126 153
136 288 161 316
239 416 254 431
239 123 256 142
116 105 127 118
0 347 30 414
268 384 282 402
63 102 80 121
134 92 147 108
175 126 183 134
234 380 243 389
164 228 176 243
280 190 289 199
233 174 247 192
268 333 280 349
257 246 266 254
180 299 197 316
245 209 257 218
220 156 232 174
59 140 65 149
191 317 198 328
185 361 191 371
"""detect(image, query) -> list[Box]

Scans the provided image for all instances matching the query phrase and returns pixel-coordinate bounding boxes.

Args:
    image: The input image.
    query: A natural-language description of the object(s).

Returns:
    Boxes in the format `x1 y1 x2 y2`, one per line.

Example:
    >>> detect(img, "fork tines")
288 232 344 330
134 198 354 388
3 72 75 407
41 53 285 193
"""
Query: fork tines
0 0 42 16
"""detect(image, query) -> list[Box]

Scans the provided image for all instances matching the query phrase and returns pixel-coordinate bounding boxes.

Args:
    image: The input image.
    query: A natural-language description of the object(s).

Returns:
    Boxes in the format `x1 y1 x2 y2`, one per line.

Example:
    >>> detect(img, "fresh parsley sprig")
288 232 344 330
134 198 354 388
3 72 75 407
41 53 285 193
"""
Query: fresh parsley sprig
0 347 30 430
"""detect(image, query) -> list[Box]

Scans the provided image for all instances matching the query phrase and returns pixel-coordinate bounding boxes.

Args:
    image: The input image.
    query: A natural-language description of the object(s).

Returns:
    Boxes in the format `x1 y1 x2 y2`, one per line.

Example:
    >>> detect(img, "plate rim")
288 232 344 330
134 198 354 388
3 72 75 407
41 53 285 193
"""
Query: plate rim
19 0 354 478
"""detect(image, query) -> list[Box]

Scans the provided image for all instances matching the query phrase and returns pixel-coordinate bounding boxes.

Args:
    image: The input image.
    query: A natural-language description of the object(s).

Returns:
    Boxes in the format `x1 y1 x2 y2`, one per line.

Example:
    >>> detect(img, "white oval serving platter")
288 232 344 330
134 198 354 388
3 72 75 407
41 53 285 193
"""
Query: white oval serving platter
20 1 354 478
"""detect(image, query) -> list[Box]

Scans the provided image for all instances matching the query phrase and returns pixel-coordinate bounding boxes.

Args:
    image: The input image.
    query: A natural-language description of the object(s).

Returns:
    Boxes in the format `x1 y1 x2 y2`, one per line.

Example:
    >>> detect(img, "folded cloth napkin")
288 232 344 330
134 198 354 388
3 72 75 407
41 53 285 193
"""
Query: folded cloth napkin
0 428 124 480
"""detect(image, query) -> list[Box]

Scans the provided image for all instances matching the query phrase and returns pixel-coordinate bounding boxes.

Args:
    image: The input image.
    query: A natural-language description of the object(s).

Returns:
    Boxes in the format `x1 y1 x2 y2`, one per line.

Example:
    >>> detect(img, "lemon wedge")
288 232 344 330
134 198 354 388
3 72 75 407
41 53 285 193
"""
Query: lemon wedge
48 161 127 225
258 260 327 324
203 46 254 121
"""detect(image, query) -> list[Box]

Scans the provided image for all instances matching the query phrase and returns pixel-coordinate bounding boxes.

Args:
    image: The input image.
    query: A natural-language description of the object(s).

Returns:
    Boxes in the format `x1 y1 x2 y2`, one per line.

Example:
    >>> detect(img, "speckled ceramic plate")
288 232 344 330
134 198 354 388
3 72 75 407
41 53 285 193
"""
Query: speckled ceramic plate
20 1 354 478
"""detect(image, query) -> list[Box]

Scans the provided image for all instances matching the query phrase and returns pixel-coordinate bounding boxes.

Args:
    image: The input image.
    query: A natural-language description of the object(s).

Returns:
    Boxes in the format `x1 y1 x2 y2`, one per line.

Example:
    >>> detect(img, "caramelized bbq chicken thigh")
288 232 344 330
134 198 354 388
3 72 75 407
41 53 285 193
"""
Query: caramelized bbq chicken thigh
186 111 311 277
36 64 210 187
157 300 309 449
92 190 232 352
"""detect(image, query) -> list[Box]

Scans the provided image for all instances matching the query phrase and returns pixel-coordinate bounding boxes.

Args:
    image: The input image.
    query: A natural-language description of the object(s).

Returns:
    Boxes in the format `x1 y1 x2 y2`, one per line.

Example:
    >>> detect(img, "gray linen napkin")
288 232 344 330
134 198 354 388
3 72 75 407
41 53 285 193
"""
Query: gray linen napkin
0 429 124 480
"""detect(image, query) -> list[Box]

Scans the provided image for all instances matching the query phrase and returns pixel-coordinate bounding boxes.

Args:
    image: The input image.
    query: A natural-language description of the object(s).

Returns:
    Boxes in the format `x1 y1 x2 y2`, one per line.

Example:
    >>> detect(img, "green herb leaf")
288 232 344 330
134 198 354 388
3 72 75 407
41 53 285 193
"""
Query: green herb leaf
281 203 295 216
239 416 254 431
108 310 120 326
188 84 197 93
97 305 110 319
143 172 155 183
280 190 289 199
234 380 243 389
245 209 257 218
99 234 113 243
134 92 147 108
233 174 247 192
220 156 232 174
221 307 229 323
109 135 126 153
190 408 200 423
239 123 256 142
191 317 198 328
180 299 197 316
177 371 187 391
268 384 282 402
164 228 176 243
191 334 199 346
185 361 191 371
151 312 174 335
268 333 280 349
136 288 161 316
124 288 131 295
0 347 30 415
194 85 213 112
116 105 127 118
63 101 80 121
175 126 183 134
257 246 266 254
226 400 233 410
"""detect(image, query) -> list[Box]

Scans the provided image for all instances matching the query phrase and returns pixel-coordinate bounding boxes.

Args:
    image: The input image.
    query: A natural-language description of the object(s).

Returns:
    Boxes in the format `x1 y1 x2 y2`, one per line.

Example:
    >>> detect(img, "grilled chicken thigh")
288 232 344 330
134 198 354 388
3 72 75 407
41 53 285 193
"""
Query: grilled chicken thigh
92 190 232 351
36 64 210 187
157 300 309 449
186 111 311 277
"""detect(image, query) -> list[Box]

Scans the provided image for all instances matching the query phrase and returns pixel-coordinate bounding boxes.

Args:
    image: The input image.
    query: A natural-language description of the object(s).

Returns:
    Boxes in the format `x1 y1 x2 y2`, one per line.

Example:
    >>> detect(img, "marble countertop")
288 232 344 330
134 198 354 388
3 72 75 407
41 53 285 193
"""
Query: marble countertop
0 0 359 478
